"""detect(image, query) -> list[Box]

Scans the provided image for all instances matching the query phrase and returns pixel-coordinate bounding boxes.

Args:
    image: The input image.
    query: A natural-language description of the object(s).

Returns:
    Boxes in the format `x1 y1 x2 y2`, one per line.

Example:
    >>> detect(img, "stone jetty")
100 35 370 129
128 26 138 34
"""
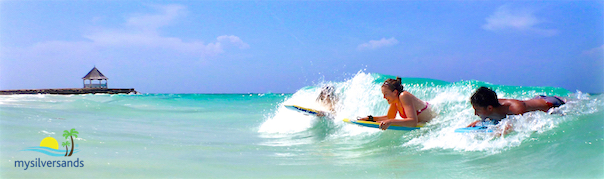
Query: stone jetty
0 88 138 95
1 67 138 95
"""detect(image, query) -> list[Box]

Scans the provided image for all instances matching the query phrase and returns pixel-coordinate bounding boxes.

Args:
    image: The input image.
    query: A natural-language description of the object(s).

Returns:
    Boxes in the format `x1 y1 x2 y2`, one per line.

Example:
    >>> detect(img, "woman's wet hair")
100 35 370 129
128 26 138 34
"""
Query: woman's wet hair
382 77 404 94
470 86 502 107
317 85 336 102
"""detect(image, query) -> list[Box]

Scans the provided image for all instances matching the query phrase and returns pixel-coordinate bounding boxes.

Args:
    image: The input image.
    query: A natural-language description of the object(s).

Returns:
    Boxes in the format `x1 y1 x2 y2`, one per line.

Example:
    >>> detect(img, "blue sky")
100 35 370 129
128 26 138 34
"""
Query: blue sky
1 1 602 93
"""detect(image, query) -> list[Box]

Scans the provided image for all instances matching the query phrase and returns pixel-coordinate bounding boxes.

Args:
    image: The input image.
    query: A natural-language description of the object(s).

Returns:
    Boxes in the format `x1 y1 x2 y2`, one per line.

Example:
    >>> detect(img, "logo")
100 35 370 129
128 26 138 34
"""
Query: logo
21 128 80 157
15 128 84 170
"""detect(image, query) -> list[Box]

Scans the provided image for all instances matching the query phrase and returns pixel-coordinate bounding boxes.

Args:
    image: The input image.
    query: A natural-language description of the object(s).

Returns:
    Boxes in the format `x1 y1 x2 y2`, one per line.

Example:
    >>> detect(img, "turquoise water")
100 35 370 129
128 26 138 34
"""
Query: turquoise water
1 72 602 178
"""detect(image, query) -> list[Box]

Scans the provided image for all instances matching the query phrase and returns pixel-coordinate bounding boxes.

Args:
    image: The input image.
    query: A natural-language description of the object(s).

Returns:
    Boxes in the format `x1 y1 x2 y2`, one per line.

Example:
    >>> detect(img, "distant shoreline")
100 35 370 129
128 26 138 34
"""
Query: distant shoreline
0 88 138 95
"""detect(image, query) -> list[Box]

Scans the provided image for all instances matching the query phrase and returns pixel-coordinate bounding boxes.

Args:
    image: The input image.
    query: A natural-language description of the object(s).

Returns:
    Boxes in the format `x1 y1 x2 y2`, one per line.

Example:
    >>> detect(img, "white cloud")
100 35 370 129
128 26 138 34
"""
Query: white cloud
9 4 248 61
583 45 604 57
82 4 248 58
482 5 558 36
217 35 250 49
357 37 399 50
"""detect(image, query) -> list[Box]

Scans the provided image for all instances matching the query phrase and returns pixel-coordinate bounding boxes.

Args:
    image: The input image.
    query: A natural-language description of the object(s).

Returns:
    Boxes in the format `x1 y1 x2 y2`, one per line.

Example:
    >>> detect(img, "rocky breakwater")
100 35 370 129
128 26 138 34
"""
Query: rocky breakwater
0 88 138 95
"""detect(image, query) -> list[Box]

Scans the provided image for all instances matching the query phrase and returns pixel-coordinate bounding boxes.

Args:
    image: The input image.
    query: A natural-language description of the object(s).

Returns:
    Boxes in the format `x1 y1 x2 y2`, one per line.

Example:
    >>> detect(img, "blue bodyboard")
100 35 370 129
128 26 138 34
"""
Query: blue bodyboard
454 126 494 133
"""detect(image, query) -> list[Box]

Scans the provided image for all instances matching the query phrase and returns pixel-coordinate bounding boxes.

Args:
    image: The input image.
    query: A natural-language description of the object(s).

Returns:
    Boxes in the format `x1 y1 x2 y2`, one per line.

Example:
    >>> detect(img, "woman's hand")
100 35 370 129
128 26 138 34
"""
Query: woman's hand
317 111 325 117
379 120 392 130
358 115 373 121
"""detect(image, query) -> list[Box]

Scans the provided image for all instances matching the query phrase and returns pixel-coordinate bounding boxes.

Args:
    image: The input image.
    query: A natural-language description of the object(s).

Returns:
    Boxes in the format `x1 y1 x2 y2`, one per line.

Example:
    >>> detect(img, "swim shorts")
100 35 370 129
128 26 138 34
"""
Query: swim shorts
534 95 566 108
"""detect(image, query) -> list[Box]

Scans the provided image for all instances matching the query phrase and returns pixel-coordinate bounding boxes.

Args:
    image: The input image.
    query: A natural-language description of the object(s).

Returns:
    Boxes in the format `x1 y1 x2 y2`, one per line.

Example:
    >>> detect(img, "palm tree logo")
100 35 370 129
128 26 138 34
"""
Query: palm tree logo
62 128 79 157
61 141 70 156
20 128 81 157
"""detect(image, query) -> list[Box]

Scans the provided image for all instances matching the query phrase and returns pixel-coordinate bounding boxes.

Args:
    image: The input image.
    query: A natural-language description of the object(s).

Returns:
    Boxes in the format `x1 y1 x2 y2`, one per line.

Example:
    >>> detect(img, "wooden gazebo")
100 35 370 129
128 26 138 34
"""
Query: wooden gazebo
82 67 108 89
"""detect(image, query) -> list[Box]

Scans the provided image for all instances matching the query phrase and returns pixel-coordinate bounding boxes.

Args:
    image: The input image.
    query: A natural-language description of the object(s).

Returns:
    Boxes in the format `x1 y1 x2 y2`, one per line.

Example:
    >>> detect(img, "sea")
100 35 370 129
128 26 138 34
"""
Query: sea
1 72 602 178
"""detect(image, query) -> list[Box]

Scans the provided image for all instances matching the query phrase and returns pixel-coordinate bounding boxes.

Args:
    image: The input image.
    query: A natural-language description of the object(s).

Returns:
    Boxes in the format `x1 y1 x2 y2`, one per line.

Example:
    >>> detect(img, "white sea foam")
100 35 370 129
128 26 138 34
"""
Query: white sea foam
259 71 598 153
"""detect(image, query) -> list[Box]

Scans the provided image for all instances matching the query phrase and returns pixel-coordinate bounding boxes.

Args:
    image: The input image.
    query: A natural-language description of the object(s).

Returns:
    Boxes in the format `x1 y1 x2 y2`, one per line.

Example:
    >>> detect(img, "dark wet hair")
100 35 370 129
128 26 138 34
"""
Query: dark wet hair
317 85 336 102
470 86 501 107
382 77 404 95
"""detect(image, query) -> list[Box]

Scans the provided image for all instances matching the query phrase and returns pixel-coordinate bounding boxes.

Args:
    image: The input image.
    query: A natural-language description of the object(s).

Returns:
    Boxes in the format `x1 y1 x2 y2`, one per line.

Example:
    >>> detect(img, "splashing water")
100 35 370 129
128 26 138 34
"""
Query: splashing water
259 71 600 154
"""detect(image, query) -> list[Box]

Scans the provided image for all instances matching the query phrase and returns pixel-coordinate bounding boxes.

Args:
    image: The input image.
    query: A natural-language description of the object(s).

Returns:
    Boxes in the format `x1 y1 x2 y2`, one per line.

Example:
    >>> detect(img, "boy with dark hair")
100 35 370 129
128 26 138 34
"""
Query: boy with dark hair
467 87 565 127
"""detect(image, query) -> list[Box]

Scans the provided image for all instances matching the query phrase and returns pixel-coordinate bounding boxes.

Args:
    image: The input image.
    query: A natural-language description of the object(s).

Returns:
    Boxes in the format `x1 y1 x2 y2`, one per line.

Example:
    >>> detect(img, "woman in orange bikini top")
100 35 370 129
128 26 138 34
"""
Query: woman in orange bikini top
359 77 434 130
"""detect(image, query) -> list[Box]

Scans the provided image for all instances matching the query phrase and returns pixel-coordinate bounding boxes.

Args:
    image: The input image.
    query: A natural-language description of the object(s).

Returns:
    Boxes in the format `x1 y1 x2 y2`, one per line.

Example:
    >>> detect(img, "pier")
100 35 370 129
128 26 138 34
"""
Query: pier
1 67 138 95
0 88 138 95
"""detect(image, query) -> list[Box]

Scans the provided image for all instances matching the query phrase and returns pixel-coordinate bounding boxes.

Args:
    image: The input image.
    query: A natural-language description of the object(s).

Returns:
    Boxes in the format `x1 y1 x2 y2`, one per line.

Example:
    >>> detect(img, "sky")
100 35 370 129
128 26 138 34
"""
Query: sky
1 1 602 93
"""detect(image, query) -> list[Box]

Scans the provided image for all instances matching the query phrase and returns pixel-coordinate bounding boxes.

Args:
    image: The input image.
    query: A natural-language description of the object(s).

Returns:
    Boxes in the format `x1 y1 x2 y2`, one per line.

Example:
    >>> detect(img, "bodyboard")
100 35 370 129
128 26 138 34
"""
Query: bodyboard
342 118 422 131
284 105 320 115
454 126 494 133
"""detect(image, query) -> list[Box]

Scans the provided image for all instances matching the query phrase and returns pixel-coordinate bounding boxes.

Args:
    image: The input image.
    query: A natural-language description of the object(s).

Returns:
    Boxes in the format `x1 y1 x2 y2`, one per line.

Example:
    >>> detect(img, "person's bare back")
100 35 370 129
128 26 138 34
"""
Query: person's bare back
499 98 551 115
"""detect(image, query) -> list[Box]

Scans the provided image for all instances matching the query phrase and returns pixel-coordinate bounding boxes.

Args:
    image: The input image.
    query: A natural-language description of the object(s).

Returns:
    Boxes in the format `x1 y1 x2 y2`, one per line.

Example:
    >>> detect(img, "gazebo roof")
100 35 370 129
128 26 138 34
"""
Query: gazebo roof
82 67 108 80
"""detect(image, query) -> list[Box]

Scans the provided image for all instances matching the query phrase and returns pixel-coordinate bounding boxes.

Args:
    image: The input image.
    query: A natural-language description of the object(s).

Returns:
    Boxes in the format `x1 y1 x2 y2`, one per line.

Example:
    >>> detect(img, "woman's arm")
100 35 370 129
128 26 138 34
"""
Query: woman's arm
379 93 419 130
359 103 397 121
379 118 420 130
